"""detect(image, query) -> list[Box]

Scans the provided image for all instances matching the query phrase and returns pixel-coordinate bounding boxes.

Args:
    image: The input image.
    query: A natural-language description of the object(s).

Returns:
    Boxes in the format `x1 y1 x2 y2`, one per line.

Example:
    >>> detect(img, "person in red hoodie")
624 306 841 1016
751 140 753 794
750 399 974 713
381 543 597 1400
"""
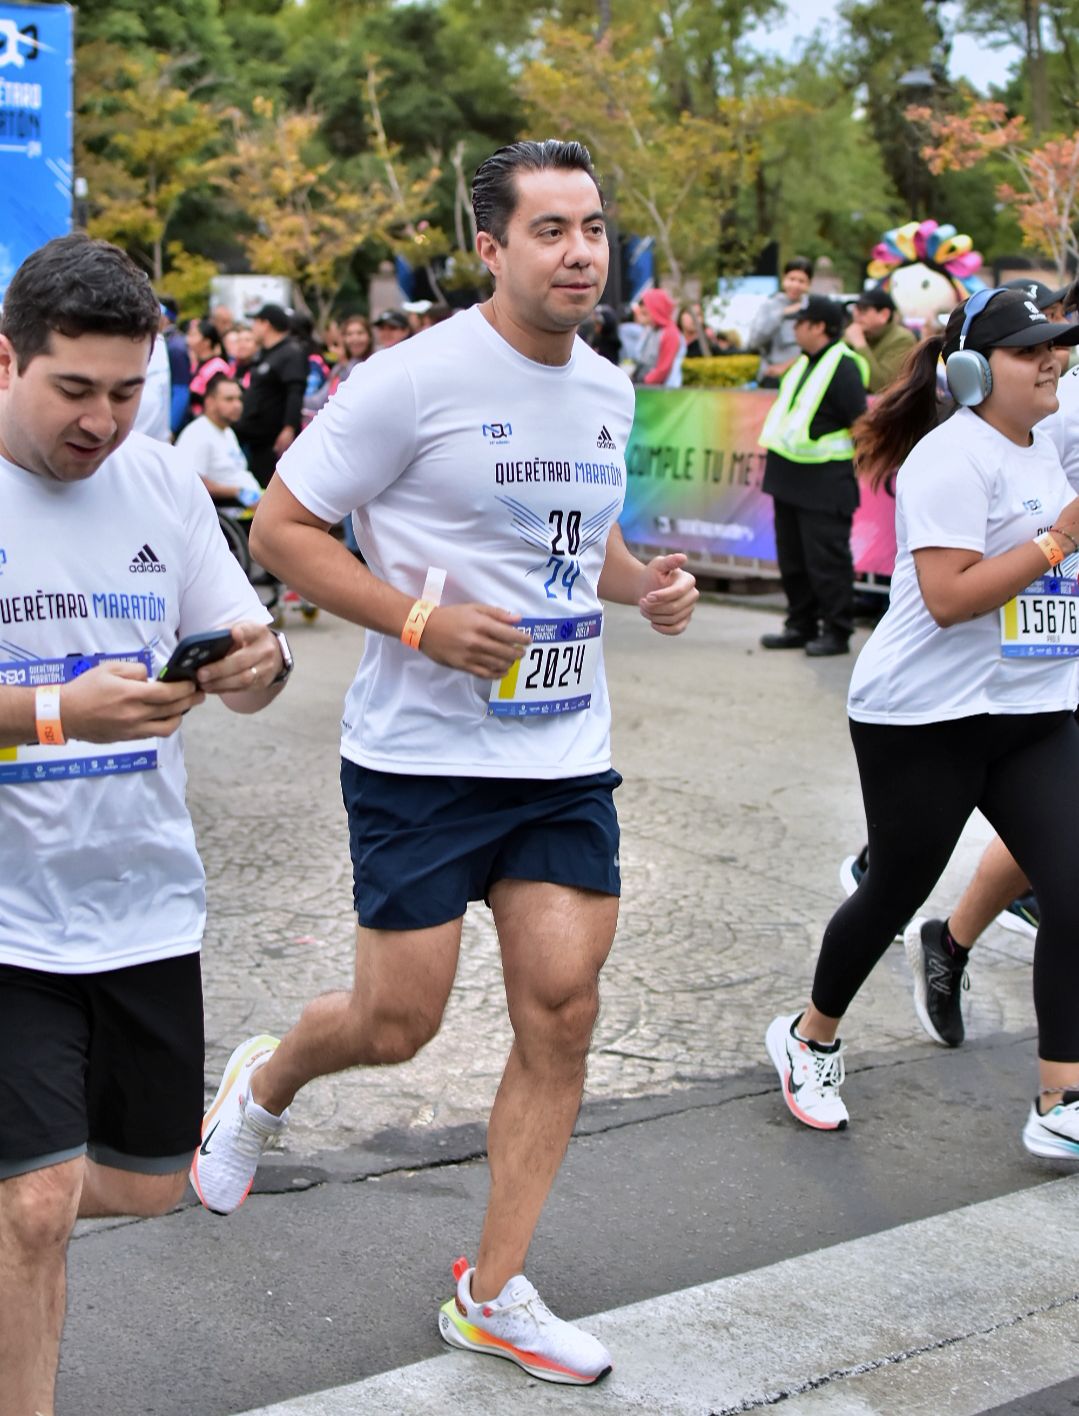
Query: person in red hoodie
632 287 686 387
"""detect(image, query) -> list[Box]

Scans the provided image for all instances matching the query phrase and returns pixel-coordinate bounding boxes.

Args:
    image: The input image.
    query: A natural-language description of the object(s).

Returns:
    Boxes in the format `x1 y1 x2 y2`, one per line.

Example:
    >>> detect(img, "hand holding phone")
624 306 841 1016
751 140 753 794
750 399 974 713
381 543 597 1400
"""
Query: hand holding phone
158 629 236 682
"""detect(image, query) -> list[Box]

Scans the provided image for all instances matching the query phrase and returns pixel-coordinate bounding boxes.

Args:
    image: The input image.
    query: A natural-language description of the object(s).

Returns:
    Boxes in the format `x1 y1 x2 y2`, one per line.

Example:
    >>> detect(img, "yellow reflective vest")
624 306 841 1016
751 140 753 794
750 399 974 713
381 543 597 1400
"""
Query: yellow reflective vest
759 342 870 464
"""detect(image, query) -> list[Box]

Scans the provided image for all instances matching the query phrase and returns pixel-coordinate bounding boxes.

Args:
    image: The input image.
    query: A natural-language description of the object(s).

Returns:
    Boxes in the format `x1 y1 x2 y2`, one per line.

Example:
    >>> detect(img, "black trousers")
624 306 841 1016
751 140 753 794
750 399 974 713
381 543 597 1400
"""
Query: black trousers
812 711 1079 1061
246 442 278 489
771 497 855 640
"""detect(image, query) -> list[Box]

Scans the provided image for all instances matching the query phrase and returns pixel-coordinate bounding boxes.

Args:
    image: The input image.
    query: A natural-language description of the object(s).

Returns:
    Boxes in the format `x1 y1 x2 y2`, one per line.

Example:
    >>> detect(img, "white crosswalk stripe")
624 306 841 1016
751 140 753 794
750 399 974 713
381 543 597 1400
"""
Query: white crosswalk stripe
235 1173 1079 1415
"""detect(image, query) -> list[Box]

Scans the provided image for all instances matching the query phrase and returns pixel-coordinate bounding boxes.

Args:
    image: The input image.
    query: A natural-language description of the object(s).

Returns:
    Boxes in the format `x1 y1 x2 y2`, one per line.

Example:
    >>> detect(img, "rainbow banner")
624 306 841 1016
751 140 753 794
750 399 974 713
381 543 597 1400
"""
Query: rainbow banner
621 388 897 578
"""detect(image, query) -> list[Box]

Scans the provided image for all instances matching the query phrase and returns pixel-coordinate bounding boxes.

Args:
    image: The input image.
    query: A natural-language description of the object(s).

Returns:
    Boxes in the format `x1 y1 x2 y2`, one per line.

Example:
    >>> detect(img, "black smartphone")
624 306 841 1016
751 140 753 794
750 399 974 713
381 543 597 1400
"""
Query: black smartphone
158 629 236 682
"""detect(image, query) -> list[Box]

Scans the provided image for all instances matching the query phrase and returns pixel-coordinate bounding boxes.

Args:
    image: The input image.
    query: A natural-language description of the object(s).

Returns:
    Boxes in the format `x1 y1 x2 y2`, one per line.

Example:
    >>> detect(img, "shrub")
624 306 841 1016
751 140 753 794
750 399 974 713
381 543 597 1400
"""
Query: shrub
680 355 759 389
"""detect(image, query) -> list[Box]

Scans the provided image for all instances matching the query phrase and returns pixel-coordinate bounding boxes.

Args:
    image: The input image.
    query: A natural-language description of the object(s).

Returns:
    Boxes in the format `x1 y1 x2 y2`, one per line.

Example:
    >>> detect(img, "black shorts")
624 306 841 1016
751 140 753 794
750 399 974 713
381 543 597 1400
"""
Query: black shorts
341 762 622 931
0 953 204 1181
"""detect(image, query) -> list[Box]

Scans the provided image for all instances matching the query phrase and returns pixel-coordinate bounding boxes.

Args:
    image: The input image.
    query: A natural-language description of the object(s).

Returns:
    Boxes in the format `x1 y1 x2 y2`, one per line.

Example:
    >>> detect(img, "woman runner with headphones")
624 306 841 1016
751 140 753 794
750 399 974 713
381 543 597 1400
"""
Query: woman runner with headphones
765 287 1079 1159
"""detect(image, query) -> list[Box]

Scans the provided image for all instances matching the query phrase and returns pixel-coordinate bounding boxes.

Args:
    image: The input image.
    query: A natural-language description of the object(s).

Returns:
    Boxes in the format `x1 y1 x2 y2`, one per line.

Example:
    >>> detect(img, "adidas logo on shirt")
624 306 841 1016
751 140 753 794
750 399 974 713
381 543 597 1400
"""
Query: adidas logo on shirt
130 543 167 573
596 425 616 450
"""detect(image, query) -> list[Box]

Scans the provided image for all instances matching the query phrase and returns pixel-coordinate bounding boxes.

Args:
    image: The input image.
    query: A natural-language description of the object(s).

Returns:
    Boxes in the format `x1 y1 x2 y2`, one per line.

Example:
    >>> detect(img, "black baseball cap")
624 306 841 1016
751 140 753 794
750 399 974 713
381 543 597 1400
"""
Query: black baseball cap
252 303 291 331
944 288 1079 359
1001 277 1069 309
794 295 845 337
373 309 410 330
854 286 897 313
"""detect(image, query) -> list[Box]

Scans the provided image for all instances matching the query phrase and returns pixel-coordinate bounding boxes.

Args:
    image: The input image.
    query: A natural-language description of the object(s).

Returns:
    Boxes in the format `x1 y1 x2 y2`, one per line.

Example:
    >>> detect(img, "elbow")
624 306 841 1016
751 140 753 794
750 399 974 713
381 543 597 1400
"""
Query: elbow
923 598 962 629
247 511 276 571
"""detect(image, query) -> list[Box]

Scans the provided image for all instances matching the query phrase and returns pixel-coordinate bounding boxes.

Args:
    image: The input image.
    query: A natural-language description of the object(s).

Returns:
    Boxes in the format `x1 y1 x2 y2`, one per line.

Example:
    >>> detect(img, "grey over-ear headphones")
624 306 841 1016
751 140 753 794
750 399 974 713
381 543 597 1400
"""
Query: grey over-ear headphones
945 288 1005 407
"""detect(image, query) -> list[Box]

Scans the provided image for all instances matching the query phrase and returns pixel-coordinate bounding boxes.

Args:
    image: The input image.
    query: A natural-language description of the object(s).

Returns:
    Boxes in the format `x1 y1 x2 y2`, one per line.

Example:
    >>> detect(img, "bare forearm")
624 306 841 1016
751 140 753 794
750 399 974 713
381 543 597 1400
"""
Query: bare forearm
0 687 36 748
597 525 649 604
919 541 1064 627
251 517 415 636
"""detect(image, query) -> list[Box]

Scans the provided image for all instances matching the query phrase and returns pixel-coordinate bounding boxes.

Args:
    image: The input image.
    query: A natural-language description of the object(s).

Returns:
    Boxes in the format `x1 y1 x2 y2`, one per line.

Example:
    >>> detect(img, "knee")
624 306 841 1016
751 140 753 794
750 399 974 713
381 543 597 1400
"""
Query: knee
0 1165 81 1257
357 1002 445 1066
519 980 600 1064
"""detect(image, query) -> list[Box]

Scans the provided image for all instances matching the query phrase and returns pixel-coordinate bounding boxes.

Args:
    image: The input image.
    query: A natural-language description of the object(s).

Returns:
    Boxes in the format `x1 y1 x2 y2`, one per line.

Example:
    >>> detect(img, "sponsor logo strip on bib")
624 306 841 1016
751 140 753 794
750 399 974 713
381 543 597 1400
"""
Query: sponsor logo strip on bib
0 650 159 783
1000 574 1079 658
488 613 602 718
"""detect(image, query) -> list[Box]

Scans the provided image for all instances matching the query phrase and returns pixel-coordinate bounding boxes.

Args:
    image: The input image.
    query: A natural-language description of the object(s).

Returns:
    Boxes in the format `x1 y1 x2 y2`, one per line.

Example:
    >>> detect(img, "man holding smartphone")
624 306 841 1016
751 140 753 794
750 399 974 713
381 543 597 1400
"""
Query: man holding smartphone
0 234 292 1415
191 140 697 1387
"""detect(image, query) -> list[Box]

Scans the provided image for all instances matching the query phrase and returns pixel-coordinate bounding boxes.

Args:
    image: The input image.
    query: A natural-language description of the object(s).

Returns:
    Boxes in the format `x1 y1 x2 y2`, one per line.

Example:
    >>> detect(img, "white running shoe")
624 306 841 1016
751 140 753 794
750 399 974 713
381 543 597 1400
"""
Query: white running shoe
190 1035 288 1215
1022 1095 1079 1160
838 847 867 899
766 1012 849 1130
438 1257 612 1386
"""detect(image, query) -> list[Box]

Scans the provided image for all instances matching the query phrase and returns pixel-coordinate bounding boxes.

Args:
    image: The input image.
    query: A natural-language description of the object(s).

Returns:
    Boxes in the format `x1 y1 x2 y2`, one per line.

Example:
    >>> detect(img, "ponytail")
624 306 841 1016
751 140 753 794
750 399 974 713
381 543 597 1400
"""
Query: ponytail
855 333 947 490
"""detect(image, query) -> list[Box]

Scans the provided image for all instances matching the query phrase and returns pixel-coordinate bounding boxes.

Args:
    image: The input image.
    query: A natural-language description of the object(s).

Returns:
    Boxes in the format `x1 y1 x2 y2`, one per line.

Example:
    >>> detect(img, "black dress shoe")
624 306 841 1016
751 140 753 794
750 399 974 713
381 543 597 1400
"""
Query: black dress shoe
805 633 850 657
760 629 810 649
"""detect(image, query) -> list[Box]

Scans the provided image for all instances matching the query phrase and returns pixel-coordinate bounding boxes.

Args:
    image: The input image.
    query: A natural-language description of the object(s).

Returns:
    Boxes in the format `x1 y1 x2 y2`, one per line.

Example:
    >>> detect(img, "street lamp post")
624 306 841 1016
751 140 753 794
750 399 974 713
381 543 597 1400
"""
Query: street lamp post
897 67 935 219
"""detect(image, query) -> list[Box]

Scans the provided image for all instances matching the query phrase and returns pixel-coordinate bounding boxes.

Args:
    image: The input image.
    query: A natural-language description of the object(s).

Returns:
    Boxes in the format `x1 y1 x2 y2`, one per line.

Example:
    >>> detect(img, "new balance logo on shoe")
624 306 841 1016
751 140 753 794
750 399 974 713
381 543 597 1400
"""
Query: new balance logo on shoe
130 543 167 573
596 425 616 450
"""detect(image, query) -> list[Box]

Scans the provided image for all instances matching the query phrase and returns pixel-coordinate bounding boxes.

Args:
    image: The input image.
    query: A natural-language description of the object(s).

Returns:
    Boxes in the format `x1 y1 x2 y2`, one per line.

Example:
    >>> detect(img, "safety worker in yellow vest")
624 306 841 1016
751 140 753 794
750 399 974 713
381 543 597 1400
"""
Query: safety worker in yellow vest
757 295 870 657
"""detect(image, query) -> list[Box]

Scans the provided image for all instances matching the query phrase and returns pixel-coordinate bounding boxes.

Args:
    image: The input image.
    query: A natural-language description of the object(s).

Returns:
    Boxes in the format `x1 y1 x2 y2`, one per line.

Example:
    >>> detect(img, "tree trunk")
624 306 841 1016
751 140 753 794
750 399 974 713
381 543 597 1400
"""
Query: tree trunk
1025 0 1049 138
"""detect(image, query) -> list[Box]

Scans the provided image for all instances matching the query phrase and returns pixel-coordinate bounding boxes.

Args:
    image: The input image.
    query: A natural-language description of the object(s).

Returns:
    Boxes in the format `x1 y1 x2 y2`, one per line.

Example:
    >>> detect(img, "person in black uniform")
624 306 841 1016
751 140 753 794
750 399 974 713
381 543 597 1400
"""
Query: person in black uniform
758 296 869 657
234 303 308 487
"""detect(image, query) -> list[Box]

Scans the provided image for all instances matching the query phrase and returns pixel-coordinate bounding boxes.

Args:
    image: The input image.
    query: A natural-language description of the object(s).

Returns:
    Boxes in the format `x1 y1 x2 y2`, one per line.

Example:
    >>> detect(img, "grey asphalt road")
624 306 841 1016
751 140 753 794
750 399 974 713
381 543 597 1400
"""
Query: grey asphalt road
61 1031 1072 1415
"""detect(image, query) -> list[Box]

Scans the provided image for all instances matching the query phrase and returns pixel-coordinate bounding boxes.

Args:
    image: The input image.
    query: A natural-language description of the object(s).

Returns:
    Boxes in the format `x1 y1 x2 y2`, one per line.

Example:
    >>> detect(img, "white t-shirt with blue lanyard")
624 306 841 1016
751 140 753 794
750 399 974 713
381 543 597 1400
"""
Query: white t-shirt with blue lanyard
0 433 269 973
848 407 1079 725
276 307 635 779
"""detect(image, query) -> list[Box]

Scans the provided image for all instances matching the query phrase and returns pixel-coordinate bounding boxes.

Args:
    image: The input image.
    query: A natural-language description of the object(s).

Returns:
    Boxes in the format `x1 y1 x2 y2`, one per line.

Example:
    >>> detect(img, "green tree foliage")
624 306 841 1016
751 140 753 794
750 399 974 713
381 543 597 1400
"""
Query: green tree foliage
749 50 900 283
52 0 1065 314
77 43 221 282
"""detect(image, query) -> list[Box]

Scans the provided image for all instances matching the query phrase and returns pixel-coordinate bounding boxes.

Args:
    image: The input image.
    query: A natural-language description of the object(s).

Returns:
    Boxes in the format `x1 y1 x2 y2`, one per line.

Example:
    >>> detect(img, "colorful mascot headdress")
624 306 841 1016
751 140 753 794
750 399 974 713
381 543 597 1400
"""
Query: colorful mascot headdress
866 220 987 331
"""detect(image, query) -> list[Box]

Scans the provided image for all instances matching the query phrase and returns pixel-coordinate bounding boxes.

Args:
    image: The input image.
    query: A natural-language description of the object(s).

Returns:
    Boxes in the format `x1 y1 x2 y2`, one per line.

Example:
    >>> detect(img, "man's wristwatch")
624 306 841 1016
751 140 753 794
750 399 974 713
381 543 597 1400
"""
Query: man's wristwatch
269 628 294 685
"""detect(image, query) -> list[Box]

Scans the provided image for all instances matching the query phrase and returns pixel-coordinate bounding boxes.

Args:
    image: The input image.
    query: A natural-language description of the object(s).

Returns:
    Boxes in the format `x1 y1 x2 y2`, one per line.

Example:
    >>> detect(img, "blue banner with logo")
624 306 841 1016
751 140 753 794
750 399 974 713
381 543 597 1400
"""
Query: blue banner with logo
0 1 73 300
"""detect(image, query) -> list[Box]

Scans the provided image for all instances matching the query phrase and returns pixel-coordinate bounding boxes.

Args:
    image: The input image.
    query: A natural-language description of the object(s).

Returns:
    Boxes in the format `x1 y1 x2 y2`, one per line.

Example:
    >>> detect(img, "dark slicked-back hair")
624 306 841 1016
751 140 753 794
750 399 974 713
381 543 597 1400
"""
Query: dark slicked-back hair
1 234 160 369
472 140 603 245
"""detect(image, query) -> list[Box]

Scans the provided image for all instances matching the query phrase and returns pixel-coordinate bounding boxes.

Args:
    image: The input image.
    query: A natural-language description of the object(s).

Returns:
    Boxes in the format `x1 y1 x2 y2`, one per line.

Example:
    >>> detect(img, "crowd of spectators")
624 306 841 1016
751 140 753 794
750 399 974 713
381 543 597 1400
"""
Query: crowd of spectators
145 295 459 501
150 256 940 507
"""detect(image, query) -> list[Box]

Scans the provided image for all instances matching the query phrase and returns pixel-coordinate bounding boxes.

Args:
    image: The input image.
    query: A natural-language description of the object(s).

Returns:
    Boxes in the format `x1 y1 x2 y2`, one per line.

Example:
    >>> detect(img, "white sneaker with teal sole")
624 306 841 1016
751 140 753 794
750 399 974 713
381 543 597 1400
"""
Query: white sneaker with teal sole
1022 1094 1079 1160
438 1257 612 1386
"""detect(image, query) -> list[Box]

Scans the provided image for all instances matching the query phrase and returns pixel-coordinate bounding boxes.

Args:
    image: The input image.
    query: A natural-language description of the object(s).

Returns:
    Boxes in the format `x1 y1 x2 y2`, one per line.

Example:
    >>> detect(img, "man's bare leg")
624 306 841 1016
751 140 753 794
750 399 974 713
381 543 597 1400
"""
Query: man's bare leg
252 918 463 1116
471 880 618 1302
0 1162 81 1416
77 1161 188 1219
948 835 1030 949
0 1159 186 1416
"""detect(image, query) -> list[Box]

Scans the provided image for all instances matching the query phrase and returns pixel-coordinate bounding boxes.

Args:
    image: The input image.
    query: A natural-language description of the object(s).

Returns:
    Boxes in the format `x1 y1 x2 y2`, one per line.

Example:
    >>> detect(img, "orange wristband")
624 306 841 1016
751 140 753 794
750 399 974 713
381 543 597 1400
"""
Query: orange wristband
35 685 65 746
401 598 437 650
1034 532 1064 568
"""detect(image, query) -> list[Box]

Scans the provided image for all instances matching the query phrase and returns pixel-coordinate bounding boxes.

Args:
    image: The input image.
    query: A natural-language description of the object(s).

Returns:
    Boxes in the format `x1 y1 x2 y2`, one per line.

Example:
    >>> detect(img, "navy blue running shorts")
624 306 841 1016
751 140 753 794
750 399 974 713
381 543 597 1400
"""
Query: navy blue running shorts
340 762 622 931
0 953 204 1181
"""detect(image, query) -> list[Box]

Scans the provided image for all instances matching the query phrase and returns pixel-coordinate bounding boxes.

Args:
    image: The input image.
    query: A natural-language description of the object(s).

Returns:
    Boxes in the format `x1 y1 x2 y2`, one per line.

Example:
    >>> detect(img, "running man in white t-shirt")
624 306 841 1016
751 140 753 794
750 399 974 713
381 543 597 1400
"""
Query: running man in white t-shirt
0 235 294 1416
763 288 1079 1162
190 139 698 1386
174 372 262 501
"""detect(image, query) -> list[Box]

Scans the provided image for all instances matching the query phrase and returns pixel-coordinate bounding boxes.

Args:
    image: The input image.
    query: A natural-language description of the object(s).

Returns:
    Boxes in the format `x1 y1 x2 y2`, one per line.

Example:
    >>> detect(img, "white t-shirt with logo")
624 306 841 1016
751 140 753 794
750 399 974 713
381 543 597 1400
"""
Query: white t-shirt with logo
848 408 1079 723
1043 362 1079 492
175 415 261 495
277 306 634 778
0 433 270 973
132 332 172 442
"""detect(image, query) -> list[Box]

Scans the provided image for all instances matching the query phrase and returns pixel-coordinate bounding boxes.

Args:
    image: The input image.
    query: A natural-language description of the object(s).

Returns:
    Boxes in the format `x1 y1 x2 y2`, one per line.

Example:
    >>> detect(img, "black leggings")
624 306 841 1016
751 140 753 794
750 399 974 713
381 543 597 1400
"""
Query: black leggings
812 710 1079 1061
